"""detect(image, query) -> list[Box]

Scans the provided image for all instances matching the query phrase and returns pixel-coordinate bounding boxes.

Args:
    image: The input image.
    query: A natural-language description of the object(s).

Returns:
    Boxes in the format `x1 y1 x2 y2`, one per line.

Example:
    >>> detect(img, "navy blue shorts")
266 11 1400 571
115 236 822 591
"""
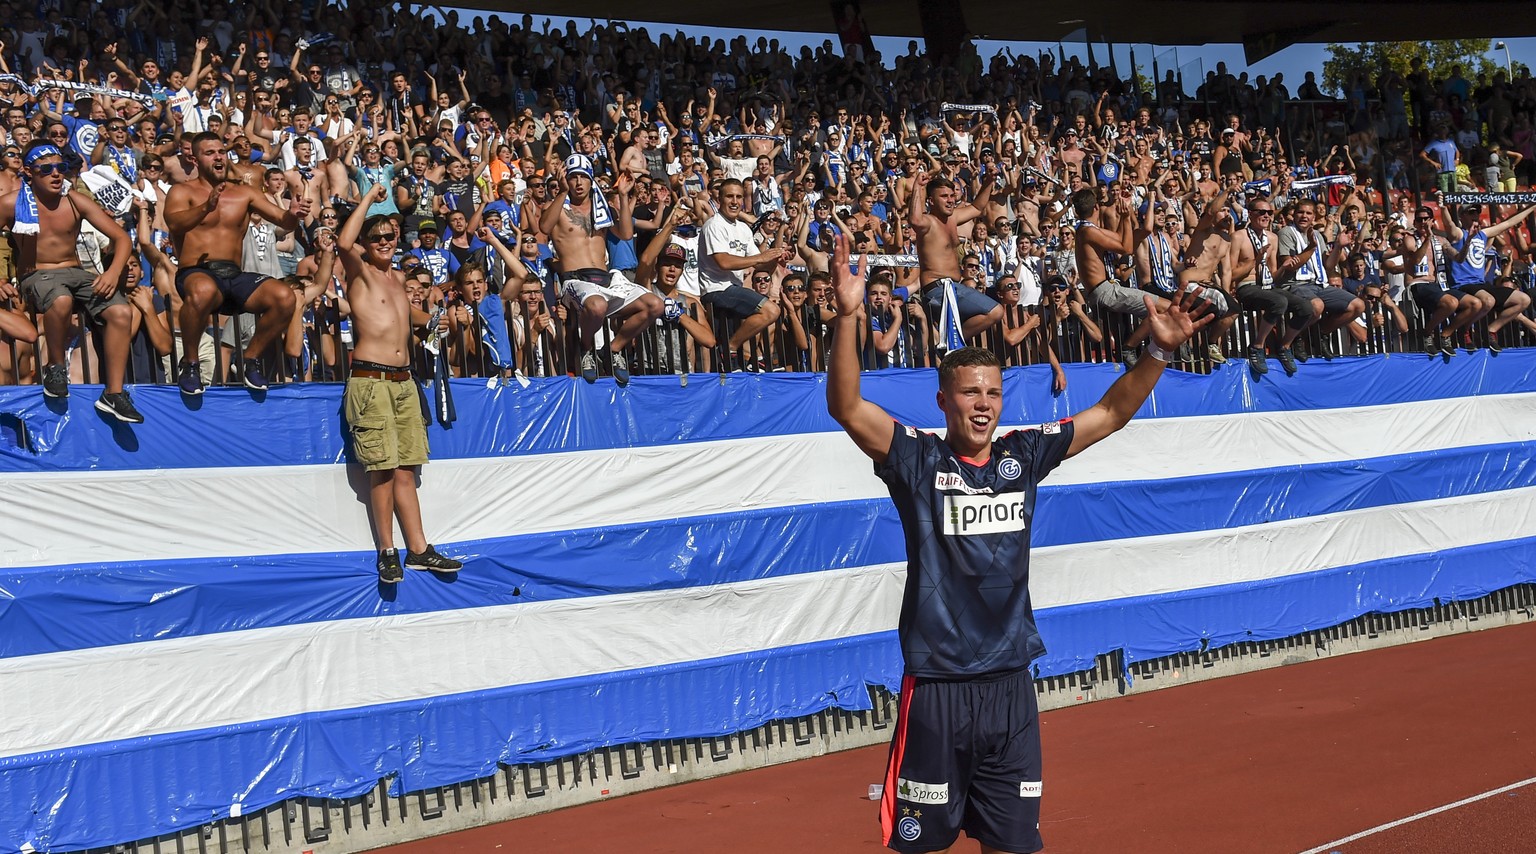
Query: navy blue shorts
176 261 271 315
920 279 1000 323
701 284 768 319
880 668 1043 853
1410 281 1469 313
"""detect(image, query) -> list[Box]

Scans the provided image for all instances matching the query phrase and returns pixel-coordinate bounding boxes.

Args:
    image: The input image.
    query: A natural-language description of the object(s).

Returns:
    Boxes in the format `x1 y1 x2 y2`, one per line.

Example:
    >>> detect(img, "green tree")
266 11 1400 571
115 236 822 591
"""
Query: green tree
1321 40 1496 96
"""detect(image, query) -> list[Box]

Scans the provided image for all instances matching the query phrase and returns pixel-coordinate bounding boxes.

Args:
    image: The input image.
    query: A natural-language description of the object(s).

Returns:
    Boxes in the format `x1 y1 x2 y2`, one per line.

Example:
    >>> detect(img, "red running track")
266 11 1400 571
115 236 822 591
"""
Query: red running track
383 621 1536 853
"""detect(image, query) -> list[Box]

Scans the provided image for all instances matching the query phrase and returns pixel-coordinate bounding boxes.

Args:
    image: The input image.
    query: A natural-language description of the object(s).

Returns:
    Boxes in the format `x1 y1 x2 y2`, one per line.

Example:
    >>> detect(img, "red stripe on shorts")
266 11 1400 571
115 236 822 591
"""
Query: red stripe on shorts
880 674 918 846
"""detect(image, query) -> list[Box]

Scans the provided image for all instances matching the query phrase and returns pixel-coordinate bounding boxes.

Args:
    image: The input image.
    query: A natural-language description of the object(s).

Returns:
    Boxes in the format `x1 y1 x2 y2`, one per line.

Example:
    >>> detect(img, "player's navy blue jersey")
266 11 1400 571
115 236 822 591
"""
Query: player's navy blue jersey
876 419 1075 679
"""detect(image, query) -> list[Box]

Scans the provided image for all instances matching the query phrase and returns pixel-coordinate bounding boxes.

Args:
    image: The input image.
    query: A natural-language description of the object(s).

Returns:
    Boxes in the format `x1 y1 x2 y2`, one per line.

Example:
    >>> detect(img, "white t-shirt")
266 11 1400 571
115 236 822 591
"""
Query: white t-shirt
720 156 755 182
670 233 701 297
698 213 756 294
278 131 325 170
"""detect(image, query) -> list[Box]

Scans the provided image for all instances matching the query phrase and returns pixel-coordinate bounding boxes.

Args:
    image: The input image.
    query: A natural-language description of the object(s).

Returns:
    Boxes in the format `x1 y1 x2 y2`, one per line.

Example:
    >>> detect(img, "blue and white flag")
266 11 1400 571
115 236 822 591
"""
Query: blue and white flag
1242 178 1273 196
936 279 966 353
476 295 514 370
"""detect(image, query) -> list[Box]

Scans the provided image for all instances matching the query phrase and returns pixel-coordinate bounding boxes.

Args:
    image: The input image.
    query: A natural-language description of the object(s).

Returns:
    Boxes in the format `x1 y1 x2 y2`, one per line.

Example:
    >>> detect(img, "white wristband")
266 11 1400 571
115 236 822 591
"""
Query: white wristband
1145 340 1175 363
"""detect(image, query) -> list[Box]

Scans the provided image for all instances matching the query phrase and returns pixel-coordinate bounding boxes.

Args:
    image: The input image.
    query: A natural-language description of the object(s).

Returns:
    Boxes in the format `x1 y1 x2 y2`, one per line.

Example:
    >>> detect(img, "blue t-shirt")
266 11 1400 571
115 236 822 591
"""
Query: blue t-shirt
1450 231 1490 287
1424 139 1459 173
875 419 1075 678
482 199 520 229
60 114 99 159
606 230 638 270
409 247 460 285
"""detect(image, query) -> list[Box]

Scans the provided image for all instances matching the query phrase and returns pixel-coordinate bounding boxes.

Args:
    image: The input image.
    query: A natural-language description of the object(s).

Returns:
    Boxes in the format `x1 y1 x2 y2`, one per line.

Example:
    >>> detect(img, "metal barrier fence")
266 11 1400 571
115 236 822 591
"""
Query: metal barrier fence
58 581 1536 854
6 281 1536 389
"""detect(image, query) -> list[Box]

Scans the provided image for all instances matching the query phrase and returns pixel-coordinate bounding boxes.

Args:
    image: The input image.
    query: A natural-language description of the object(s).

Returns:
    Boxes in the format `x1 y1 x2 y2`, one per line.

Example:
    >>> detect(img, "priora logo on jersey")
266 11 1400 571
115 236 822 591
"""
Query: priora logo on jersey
943 493 1028 536
1019 781 1043 798
934 471 991 494
896 778 950 804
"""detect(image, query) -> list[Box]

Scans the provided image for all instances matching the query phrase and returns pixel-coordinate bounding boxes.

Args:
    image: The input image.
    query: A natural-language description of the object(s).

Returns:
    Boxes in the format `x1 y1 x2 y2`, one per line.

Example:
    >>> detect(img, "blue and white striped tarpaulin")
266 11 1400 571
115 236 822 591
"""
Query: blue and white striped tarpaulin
1 351 1535 851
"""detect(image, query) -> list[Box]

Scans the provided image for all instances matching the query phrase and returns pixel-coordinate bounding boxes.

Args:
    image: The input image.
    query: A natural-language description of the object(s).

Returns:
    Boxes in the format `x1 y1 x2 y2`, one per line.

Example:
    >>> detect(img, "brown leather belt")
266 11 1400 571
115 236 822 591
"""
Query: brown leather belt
351 369 412 381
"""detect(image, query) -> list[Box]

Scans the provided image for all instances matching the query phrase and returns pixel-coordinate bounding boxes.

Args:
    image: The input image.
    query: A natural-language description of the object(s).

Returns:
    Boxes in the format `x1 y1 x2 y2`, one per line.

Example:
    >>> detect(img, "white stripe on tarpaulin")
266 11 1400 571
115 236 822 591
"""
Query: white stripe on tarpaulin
5 393 1535 569
1031 484 1536 608
4 484 1536 759
0 563 906 759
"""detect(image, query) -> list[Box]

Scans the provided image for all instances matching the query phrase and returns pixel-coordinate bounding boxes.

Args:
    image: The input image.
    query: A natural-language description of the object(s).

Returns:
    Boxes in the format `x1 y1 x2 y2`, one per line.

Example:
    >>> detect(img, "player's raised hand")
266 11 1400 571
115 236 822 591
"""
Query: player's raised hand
830 231 865 318
1144 286 1214 352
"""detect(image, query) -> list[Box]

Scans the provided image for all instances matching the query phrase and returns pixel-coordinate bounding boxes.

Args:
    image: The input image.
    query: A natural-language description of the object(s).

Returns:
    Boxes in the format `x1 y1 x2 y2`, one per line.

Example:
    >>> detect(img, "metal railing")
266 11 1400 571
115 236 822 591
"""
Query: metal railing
6 281 1536 391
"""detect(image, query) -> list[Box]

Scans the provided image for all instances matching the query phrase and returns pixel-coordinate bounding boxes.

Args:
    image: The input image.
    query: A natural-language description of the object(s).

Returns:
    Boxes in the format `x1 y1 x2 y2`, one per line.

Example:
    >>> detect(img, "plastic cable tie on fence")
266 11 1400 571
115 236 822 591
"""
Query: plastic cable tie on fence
514 370 531 389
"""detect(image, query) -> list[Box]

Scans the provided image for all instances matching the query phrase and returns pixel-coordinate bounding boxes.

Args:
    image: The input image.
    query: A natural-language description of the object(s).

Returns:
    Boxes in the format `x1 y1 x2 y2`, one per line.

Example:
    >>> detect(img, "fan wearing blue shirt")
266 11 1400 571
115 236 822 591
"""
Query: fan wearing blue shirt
1420 126 1461 195
407 221 459 285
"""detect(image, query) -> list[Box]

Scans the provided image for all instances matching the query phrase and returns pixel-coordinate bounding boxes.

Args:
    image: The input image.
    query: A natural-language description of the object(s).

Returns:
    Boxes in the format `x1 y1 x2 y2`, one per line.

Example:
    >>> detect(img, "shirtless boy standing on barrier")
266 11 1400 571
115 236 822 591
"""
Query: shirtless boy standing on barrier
909 169 1004 339
0 142 139 420
164 131 310 394
337 183 464 583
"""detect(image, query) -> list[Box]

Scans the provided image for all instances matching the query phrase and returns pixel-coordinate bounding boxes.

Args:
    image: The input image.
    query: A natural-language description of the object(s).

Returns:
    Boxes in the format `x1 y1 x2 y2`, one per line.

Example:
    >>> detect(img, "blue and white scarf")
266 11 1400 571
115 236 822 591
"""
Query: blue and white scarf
15 145 64 235
1243 178 1273 197
562 154 613 230
294 32 336 51
1148 232 1177 294
0 74 157 109
936 280 966 353
941 102 998 118
712 133 783 150
422 309 457 426
1445 192 1536 206
1291 174 1354 194
106 143 138 183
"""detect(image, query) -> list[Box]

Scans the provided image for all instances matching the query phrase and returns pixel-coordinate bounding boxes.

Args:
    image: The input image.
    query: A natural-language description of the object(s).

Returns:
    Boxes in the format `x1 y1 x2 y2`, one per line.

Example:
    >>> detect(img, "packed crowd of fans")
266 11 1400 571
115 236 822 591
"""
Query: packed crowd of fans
3 0 1536 423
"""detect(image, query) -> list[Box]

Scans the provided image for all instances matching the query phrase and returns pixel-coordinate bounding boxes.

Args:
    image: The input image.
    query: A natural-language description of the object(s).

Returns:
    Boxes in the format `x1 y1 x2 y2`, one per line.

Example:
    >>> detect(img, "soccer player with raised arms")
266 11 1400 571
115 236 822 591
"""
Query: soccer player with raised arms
826 232 1209 854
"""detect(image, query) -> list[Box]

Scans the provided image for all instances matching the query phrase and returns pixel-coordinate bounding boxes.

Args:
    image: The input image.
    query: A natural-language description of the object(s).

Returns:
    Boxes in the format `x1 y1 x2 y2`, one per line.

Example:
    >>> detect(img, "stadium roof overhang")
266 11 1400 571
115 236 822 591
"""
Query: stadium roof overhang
464 0 1527 63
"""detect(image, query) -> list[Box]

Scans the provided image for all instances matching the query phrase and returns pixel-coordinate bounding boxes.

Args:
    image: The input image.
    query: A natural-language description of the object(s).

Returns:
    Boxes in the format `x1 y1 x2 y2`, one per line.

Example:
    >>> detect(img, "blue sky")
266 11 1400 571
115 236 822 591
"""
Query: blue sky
447 11 1535 97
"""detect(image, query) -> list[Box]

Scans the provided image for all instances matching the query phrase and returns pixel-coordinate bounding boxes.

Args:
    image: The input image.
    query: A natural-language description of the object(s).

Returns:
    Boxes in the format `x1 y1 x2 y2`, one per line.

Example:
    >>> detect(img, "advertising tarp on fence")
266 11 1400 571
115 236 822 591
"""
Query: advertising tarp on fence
1 352 1534 851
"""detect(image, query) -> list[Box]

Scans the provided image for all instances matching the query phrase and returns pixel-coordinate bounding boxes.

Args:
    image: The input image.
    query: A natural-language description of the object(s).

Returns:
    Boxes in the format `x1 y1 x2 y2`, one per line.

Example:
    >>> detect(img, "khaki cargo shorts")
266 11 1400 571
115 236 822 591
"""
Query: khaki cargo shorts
344 377 429 471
